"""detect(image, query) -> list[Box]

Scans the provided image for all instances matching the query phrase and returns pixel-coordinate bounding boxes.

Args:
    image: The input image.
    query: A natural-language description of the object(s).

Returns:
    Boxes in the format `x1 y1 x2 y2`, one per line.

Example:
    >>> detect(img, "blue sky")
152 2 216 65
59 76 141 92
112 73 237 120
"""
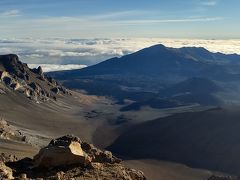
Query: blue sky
0 0 239 39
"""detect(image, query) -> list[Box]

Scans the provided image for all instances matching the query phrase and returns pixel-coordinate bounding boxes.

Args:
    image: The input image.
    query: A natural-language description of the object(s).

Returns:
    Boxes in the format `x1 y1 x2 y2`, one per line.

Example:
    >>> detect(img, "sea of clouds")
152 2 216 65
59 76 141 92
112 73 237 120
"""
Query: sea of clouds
0 38 240 72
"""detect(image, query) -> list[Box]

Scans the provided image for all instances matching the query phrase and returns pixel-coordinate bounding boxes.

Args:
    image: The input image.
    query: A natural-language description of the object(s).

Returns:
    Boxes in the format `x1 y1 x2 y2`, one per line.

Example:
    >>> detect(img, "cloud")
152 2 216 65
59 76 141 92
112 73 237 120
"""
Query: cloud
1 38 240 69
28 15 222 26
200 0 217 6
0 9 21 17
0 8 225 39
117 17 222 25
28 64 87 72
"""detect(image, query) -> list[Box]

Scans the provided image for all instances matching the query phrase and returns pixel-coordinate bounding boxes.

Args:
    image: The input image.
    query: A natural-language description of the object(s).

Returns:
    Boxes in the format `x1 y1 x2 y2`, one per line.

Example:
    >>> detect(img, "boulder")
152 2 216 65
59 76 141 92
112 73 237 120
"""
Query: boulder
0 71 9 81
28 82 40 91
33 135 91 168
46 77 57 86
0 71 13 86
18 173 27 179
3 76 13 86
0 119 25 141
0 161 14 179
51 87 59 94
33 135 121 169
10 82 21 90
31 66 44 76
0 88 5 94
37 66 43 76
81 142 121 164
31 66 45 80
24 88 31 97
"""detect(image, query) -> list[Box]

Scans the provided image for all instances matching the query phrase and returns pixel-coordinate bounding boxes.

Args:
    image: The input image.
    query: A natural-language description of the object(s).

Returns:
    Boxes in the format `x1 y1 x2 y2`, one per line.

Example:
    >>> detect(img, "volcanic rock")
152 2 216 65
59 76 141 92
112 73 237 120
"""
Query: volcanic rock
0 54 70 102
31 66 43 76
0 89 5 94
33 135 91 168
6 135 146 180
51 87 59 94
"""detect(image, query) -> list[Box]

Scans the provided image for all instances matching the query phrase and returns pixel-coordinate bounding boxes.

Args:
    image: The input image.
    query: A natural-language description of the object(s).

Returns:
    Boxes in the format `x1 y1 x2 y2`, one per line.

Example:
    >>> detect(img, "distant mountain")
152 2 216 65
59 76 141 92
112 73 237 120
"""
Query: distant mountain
49 44 240 108
176 47 240 63
49 44 240 80
108 107 240 175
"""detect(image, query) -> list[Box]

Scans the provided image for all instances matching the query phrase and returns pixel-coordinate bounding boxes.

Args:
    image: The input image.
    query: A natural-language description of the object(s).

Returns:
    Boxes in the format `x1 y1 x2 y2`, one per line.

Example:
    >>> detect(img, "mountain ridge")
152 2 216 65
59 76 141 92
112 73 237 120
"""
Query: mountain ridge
0 54 70 102
48 44 237 109
49 44 240 80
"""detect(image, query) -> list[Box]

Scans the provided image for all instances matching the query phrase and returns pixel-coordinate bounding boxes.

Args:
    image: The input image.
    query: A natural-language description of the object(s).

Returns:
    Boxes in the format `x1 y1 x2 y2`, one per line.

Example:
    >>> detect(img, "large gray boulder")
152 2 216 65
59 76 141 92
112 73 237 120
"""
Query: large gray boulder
33 135 91 168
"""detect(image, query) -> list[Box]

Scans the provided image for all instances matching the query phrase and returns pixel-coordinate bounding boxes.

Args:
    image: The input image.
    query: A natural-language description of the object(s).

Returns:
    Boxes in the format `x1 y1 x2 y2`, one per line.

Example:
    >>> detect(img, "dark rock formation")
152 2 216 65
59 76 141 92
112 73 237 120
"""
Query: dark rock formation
0 54 71 102
31 66 43 76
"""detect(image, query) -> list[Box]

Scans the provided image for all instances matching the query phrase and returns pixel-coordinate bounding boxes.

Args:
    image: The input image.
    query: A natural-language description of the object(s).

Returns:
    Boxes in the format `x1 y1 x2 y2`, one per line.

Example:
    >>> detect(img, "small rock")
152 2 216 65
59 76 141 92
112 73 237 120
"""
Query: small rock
0 88 5 94
28 82 39 91
56 171 65 180
10 82 21 90
18 173 27 179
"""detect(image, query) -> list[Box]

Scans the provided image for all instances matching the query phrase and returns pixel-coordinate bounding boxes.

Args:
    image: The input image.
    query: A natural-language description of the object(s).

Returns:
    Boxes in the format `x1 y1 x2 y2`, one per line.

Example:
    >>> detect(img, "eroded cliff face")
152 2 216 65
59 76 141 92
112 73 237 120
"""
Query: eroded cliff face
0 54 71 102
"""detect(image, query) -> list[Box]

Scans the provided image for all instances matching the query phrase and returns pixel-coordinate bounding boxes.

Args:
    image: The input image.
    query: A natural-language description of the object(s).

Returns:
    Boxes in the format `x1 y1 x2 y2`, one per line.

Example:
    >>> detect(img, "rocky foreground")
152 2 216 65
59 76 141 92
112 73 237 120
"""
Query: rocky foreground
0 135 146 180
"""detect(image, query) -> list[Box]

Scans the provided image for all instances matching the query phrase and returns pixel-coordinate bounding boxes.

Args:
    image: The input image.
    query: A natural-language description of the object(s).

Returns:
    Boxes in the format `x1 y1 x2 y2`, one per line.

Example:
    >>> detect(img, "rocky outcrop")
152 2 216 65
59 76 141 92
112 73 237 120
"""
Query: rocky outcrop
33 135 121 169
33 135 91 168
5 135 146 180
0 118 26 142
0 54 71 102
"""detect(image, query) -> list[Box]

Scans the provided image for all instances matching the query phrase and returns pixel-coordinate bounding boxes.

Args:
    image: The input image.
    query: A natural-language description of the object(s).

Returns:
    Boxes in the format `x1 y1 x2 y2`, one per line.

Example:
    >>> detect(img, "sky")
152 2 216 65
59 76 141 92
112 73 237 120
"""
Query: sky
0 0 239 72
0 0 239 39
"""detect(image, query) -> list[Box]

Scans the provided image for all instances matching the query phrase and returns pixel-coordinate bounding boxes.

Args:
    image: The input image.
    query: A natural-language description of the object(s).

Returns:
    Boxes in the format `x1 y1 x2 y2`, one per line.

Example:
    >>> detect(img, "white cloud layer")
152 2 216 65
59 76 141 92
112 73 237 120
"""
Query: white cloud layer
28 64 87 72
0 38 240 71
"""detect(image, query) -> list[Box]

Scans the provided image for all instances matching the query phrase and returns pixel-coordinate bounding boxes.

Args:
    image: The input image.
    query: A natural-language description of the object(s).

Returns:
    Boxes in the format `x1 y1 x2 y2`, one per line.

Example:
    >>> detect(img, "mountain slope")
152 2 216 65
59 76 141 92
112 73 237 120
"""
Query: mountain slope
159 77 220 97
177 47 240 63
109 107 240 175
120 77 221 111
